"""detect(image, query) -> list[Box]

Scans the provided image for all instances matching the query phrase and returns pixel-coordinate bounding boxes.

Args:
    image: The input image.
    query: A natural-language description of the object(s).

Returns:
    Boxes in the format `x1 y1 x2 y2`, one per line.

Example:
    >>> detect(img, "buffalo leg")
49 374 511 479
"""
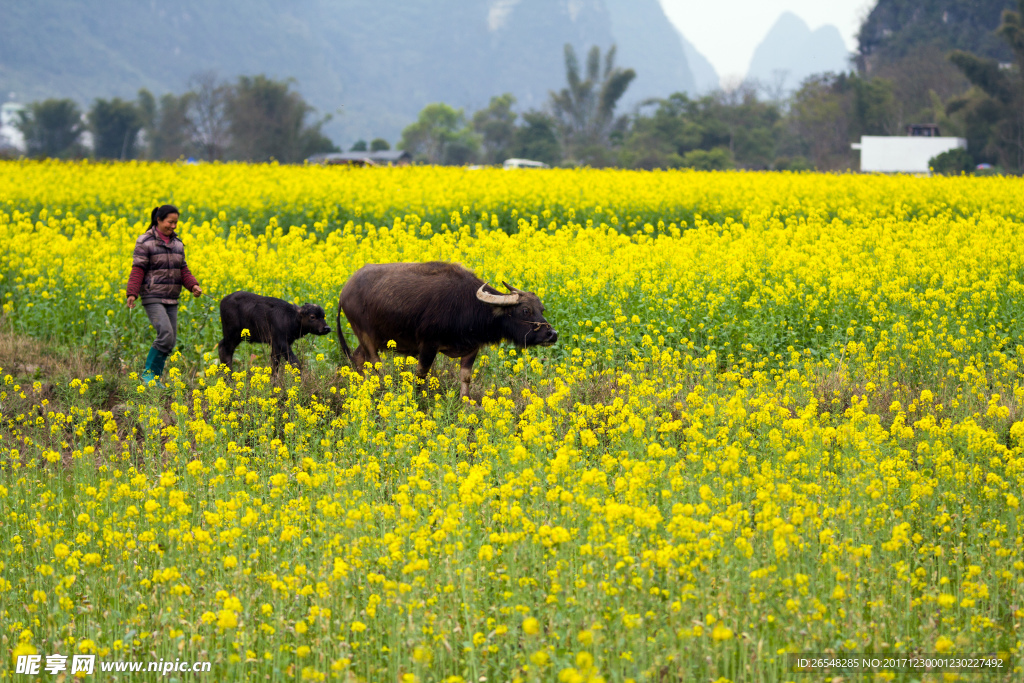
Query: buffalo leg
270 340 288 373
218 335 240 368
351 345 368 373
352 345 379 374
282 333 300 367
349 324 380 374
417 346 438 382
459 349 479 399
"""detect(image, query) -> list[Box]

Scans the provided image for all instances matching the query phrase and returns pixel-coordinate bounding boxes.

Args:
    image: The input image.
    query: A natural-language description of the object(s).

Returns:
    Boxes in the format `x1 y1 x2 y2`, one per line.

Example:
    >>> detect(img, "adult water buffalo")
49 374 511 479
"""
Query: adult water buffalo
218 291 331 372
336 262 557 398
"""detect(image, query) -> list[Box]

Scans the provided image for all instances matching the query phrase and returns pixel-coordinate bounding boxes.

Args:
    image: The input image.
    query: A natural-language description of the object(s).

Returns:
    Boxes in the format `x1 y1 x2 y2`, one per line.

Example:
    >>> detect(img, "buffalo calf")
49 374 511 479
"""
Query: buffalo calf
218 291 331 371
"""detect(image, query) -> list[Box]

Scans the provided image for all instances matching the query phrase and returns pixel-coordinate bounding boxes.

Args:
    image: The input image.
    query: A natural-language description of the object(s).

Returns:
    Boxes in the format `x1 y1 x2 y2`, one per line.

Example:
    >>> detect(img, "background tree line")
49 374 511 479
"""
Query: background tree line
398 0 1024 174
15 72 338 162
10 0 1022 174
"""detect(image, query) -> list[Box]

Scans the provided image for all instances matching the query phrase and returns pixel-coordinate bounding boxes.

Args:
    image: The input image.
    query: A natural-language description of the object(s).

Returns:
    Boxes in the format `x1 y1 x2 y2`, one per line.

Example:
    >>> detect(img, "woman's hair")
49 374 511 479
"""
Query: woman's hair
150 204 179 228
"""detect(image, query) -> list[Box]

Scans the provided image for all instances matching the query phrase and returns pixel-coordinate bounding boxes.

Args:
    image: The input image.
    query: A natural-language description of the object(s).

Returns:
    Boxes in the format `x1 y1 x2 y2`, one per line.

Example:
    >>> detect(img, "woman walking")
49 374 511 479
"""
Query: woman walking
125 204 203 385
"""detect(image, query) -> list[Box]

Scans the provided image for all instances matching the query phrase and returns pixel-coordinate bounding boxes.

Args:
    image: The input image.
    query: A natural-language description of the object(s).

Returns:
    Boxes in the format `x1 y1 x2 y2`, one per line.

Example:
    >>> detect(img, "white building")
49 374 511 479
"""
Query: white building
0 102 26 153
851 125 966 173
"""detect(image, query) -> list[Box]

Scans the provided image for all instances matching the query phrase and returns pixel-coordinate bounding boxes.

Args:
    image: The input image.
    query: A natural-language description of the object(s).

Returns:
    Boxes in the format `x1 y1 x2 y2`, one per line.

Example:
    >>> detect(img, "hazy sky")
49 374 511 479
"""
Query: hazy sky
658 0 876 81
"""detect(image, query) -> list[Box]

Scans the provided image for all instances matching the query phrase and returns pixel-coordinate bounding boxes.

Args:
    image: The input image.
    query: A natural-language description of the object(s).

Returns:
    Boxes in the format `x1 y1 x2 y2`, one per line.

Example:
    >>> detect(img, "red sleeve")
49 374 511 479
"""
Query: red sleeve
126 266 145 299
181 265 200 291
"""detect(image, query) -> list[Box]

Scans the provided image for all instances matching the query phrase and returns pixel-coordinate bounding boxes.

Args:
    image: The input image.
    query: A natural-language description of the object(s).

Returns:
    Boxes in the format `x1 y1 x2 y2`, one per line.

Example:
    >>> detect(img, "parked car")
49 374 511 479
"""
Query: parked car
503 158 549 169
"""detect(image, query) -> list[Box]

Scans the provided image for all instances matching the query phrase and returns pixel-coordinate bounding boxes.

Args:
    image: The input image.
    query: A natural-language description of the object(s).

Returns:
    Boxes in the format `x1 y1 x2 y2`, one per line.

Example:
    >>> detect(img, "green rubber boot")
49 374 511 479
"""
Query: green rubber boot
140 347 168 387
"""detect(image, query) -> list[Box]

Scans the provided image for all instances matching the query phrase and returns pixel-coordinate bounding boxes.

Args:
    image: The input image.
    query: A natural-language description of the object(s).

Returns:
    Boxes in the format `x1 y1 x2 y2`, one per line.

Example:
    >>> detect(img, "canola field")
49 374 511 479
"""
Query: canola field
1 161 1023 682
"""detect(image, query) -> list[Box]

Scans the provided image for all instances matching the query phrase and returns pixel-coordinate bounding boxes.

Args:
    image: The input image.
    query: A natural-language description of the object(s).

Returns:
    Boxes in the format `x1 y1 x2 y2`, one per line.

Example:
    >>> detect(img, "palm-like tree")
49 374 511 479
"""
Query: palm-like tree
550 44 636 162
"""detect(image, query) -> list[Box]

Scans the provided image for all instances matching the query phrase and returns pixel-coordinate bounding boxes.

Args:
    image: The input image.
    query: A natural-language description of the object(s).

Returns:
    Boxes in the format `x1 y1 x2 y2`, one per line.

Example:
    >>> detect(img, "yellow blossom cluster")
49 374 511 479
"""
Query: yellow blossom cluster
0 161 1022 681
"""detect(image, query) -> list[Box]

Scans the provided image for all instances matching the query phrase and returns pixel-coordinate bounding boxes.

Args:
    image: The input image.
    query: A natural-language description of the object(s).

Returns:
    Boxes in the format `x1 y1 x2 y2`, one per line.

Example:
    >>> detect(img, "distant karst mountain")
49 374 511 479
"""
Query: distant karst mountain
0 0 717 147
605 0 705 105
679 34 720 95
746 12 851 93
857 0 1017 72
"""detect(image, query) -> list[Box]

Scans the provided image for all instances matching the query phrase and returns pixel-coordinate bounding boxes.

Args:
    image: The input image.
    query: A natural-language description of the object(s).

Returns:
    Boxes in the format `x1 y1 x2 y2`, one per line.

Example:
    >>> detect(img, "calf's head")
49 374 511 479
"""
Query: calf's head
477 282 558 347
298 304 332 336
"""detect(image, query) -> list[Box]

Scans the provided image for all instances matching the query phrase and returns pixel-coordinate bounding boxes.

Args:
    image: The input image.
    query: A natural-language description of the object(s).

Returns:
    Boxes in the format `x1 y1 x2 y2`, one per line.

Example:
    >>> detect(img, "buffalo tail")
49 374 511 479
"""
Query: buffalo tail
336 304 353 365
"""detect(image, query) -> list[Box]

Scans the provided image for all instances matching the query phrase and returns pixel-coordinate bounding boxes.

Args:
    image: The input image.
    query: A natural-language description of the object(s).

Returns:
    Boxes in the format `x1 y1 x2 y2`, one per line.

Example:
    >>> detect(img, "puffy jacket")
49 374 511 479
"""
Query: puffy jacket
127 227 198 304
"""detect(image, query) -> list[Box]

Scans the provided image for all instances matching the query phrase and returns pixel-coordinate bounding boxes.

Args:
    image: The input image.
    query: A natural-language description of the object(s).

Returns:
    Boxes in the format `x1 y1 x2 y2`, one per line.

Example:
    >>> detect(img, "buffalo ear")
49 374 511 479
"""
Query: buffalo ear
502 281 522 293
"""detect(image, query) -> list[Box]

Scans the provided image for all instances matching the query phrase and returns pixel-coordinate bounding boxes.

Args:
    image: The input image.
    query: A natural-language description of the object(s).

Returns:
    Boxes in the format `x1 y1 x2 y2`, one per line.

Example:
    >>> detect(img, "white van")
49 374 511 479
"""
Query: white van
503 158 550 169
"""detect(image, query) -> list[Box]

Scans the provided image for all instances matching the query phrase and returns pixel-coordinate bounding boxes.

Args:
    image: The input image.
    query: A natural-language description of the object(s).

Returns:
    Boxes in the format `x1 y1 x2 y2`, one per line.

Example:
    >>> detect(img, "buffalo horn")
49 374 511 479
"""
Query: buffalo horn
476 284 519 306
502 281 524 293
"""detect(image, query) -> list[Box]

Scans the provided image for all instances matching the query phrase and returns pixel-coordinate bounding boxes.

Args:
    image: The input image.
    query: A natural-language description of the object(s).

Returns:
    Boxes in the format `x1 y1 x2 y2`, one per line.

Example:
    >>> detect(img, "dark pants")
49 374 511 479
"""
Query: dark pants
143 302 178 355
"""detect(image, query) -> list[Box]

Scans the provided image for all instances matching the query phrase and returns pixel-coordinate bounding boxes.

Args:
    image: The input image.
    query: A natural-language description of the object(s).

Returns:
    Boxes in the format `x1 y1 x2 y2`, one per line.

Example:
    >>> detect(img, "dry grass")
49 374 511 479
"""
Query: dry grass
813 363 861 416
0 316 109 381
